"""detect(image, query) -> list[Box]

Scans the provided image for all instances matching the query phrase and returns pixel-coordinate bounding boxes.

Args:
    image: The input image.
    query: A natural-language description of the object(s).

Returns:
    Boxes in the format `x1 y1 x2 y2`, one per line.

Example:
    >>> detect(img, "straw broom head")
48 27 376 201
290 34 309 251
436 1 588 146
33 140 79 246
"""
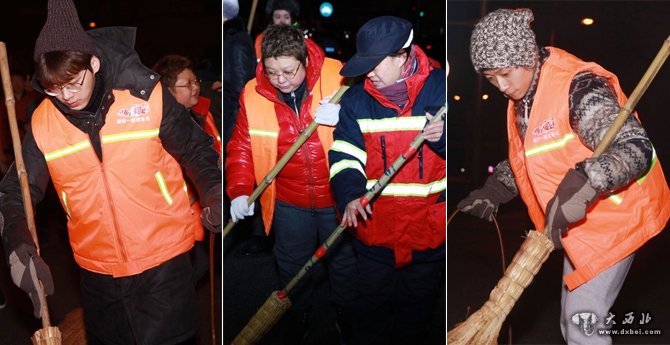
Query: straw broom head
448 230 554 345
31 326 62 345
231 290 292 345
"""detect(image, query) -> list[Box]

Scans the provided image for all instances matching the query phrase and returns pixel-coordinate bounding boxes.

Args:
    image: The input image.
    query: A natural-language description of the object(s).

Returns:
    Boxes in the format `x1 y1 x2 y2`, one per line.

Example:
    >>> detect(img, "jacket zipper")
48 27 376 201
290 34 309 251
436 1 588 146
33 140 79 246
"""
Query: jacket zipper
380 135 387 171
99 159 129 263
418 146 424 179
287 91 316 208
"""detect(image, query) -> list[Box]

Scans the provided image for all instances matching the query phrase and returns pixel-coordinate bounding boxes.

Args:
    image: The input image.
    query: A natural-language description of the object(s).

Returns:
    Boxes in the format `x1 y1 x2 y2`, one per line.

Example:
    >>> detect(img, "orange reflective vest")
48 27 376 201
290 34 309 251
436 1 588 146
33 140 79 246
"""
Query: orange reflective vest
243 57 342 233
32 83 198 277
507 47 670 290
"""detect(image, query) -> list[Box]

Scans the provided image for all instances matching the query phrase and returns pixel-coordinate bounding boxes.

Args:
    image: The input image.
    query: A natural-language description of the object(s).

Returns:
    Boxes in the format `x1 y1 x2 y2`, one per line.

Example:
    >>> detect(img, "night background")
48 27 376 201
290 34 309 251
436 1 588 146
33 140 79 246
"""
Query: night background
0 0 222 81
448 1 670 344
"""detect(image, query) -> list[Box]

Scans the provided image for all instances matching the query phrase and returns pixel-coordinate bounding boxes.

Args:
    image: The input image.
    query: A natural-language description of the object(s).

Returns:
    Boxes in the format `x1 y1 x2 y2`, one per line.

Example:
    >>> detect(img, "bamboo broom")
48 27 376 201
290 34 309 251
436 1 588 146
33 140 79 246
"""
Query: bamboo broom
222 85 350 239
448 34 670 345
0 42 62 345
231 106 447 345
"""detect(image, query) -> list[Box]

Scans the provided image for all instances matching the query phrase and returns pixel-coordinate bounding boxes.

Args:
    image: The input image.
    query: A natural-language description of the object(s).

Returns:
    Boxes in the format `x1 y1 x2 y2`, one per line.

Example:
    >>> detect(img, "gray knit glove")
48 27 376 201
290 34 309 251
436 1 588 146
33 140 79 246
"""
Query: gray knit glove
545 168 598 249
9 243 54 318
457 174 516 221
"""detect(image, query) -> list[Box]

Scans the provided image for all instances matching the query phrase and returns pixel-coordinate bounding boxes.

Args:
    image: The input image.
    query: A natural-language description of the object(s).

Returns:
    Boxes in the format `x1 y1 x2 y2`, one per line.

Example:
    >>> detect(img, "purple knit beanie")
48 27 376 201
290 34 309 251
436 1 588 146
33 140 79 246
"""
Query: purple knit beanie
33 0 97 62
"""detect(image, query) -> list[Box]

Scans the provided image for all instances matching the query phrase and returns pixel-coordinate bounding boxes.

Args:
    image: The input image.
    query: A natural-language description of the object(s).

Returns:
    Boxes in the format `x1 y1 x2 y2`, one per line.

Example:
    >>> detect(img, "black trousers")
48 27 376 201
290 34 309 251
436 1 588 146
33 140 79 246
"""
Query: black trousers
81 252 198 345
351 253 444 345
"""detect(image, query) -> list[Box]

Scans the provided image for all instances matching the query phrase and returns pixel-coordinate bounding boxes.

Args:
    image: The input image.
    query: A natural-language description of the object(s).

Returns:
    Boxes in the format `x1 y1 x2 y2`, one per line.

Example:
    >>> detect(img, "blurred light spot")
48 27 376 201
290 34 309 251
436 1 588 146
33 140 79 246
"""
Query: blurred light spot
460 168 465 173
88 21 97 28
581 18 594 26
488 165 494 173
482 94 489 100
453 95 461 101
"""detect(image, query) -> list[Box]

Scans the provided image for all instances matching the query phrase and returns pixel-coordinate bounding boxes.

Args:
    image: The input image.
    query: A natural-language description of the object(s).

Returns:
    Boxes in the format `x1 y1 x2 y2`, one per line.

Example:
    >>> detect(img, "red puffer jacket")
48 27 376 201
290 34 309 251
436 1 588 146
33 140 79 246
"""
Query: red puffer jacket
226 39 343 232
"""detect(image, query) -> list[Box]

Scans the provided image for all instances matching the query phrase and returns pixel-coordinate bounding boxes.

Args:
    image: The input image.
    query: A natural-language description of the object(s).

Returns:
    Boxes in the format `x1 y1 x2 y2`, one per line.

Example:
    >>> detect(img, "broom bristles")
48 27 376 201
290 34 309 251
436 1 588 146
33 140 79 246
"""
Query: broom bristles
59 307 86 345
232 290 292 345
31 326 62 345
448 230 554 345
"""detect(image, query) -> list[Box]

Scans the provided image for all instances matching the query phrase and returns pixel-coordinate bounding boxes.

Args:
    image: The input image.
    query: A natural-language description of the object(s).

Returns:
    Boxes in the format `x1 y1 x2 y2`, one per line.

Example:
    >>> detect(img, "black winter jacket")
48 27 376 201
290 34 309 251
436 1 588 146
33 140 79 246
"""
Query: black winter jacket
0 27 221 259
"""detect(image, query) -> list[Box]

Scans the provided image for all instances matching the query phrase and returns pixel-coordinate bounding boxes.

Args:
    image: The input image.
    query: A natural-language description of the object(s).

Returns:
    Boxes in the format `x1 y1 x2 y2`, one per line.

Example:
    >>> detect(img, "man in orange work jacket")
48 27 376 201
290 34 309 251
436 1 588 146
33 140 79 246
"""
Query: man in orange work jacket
0 0 221 344
225 24 357 343
458 8 670 345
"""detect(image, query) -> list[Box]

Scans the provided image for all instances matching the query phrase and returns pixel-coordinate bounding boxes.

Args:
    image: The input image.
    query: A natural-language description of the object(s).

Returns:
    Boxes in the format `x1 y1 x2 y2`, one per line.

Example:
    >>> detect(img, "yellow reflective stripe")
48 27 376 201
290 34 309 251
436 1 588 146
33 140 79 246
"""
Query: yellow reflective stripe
61 191 72 219
525 133 575 157
357 117 426 133
637 147 658 185
101 129 159 144
608 194 623 205
154 172 173 205
329 159 366 180
330 140 367 164
365 178 446 197
44 140 91 161
249 128 278 138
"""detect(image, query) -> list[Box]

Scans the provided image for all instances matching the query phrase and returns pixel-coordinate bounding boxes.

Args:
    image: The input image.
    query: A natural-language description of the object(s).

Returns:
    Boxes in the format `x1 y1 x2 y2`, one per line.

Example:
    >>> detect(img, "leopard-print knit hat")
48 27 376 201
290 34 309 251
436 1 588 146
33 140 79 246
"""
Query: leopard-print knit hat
470 8 538 73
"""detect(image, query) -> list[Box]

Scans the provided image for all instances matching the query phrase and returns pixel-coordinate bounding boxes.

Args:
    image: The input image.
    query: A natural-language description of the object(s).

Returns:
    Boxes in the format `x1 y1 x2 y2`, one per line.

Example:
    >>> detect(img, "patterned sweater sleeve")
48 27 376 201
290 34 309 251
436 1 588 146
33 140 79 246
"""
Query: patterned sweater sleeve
493 159 519 196
568 71 653 193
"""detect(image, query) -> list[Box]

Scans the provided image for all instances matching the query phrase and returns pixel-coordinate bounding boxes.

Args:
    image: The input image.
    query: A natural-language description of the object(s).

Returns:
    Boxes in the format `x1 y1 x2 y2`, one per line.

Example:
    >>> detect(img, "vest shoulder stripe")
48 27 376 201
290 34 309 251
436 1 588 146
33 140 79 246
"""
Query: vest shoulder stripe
357 116 426 133
525 133 575 157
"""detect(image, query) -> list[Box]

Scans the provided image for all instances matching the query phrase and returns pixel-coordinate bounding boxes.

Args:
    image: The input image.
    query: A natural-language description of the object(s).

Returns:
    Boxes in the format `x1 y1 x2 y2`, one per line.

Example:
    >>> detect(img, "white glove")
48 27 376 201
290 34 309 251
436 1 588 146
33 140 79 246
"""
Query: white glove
230 195 254 222
314 99 340 126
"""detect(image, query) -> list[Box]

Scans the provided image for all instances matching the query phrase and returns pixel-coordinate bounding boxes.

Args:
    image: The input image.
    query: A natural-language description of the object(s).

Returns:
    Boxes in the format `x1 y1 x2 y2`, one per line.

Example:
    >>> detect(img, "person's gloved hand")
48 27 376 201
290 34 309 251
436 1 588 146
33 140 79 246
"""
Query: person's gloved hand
230 195 254 222
545 168 598 249
314 98 340 126
457 174 516 221
9 243 54 318
201 185 222 233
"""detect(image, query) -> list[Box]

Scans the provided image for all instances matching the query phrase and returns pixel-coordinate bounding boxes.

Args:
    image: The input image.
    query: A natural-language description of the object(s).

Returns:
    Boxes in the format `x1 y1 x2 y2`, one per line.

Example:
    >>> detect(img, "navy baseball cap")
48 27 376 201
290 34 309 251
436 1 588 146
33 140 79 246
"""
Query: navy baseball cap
340 16 414 77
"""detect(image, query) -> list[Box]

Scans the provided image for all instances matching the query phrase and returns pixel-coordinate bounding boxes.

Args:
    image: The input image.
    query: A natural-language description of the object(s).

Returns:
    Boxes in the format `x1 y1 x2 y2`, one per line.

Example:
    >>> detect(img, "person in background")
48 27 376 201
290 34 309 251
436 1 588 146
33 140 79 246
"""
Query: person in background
328 16 446 345
254 0 301 61
458 8 670 344
152 53 222 284
0 0 221 343
226 24 356 344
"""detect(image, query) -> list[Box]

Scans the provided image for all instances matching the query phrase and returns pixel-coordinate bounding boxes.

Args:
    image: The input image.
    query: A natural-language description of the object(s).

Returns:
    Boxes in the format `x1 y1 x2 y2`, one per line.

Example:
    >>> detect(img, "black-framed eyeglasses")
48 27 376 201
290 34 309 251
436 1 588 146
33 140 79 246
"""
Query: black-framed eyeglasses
44 70 87 97
265 63 301 81
173 79 201 88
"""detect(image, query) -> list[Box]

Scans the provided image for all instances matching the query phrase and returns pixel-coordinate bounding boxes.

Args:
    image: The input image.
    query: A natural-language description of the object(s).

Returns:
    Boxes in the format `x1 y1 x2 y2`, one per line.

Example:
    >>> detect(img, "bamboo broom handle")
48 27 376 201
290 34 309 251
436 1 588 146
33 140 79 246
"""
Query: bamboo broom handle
232 106 446 345
0 42 53 330
222 85 349 239
282 105 446 295
542 34 670 241
247 0 259 34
